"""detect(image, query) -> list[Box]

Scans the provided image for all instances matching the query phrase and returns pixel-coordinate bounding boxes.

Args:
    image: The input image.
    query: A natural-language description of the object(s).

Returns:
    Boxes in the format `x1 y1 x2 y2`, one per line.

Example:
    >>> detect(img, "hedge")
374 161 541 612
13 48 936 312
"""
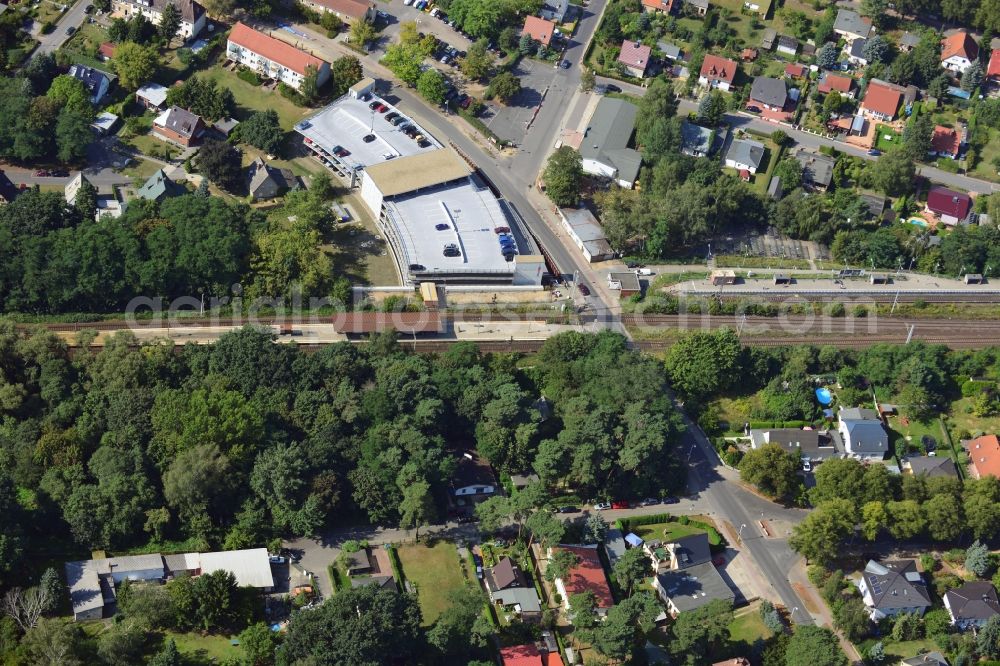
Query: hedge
385 544 406 588
328 562 346 592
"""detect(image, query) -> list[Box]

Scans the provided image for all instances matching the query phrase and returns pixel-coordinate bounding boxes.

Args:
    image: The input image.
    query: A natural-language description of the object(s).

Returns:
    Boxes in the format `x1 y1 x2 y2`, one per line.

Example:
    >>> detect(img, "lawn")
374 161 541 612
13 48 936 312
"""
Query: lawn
633 521 711 544
164 630 242 664
751 140 782 194
972 127 1000 183
856 638 940 661
199 63 315 130
728 603 774 645
874 124 901 152
708 395 758 433
127 134 180 161
947 396 1000 437
396 540 468 625
58 21 110 71
885 414 951 459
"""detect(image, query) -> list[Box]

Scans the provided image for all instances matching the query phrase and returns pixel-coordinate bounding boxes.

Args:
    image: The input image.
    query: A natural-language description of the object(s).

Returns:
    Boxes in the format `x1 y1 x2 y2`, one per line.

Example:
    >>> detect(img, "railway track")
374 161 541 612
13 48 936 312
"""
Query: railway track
673 290 1000 304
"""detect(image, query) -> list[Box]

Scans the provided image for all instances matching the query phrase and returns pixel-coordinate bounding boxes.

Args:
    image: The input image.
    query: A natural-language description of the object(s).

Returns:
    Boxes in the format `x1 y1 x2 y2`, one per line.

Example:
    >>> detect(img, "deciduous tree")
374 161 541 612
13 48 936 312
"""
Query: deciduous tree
541 146 582 207
113 42 158 90
739 444 800 499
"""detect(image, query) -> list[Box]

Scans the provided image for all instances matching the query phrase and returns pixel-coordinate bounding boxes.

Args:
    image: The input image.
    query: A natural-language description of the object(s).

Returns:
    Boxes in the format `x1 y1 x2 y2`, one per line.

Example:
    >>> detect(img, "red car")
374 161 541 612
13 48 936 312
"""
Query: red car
376 103 389 113
33 170 50 177
577 283 591 296
611 501 629 510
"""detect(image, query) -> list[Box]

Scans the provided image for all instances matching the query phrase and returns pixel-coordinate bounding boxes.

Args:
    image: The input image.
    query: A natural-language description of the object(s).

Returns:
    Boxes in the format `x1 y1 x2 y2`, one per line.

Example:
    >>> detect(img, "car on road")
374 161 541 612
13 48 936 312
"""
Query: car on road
84 3 94 11
611 501 629 510
604 84 621 93
593 502 612 511
553 506 577 514
66 26 76 35
577 283 591 296
867 149 881 156
435 223 450 230
559 59 570 69
51 170 68 177
363 134 376 143
662 496 679 504
640 498 660 506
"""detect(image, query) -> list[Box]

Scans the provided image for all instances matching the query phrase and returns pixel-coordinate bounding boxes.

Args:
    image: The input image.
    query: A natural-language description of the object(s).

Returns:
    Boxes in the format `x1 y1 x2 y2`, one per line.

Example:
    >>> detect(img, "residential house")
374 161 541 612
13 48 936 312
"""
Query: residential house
741 47 758 61
683 0 708 15
941 31 978 74
654 561 735 616
902 654 949 666
817 71 855 98
749 428 837 461
559 207 614 262
228 23 331 92
643 540 671 570
137 169 187 202
784 63 806 79
347 548 396 590
580 97 642 188
838 407 888 459
899 32 921 52
761 28 776 50
522 15 556 48
749 76 787 110
860 192 886 219
485 557 542 622
550 545 614 619
832 9 873 42
641 0 676 13
350 575 396 591
67 548 274 621
604 528 627 567
64 172 92 204
964 434 1000 479
857 559 931 620
452 451 497 501
539 0 569 22
95 196 126 220
715 660 751 666
988 49 1000 88
344 549 373 576
246 158 297 201
925 185 972 225
135 82 169 110
659 42 681 61
776 35 798 56
91 112 118 135
500 644 551 666
930 125 961 159
510 473 540 490
608 271 641 298
861 79 903 121
68 65 111 105
152 106 206 146
699 54 738 91
667 533 712 570
846 38 868 67
299 0 376 23
943 582 1000 630
795 149 836 191
0 171 20 204
680 121 714 157
112 0 205 39
904 455 959 480
724 138 765 174
618 41 652 78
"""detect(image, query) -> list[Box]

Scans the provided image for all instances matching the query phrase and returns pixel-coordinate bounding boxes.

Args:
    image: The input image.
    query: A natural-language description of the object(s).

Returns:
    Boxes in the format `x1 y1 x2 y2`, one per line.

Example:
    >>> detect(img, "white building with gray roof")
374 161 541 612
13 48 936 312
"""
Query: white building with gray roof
724 138 766 173
838 407 888 459
833 9 873 42
580 97 642 188
858 559 931 620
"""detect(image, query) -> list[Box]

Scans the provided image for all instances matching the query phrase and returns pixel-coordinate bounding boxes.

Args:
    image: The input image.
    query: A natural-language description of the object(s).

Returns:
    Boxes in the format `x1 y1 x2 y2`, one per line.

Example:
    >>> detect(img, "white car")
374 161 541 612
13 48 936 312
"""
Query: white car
593 502 612 511
802 459 812 472
403 0 415 5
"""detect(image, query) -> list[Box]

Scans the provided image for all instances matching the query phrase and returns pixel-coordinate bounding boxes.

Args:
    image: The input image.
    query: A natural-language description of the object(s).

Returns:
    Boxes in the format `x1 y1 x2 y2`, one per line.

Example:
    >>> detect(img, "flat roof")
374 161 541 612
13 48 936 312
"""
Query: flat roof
198 548 274 589
366 149 472 197
332 312 443 334
382 177 515 275
295 94 441 170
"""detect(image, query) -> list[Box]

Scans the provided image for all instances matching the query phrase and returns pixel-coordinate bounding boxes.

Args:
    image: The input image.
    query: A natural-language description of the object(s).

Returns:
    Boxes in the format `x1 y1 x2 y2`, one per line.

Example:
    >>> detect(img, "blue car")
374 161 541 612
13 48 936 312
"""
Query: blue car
435 223 449 230
867 149 881 156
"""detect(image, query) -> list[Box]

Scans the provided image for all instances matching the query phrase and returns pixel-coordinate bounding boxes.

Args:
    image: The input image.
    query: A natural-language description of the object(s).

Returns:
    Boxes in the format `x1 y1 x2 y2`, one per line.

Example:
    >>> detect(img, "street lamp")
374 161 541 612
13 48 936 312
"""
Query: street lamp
737 523 747 543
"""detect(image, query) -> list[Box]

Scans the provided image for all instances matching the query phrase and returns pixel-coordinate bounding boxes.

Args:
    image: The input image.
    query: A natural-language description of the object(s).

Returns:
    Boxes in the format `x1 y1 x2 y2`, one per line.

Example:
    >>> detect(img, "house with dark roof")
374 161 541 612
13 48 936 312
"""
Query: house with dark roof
846 38 868 67
699 54 738 91
618 41 652 78
580 97 642 188
838 407 888 460
904 455 958 480
551 545 614 618
453 451 497 501
539 0 569 22
749 76 787 110
795 149 836 191
930 125 961 159
833 9 872 42
858 560 931 620
944 582 1000 630
861 80 903 121
902 654 949 666
724 138 765 174
683 0 708 14
776 35 798 56
69 65 111 105
749 428 837 461
153 106 206 147
246 158 297 201
941 31 978 74
925 185 971 225
818 71 855 98
654 561 735 615
484 557 542 621
137 169 187 202
112 0 205 38
899 31 921 52
486 556 528 593
667 533 712 570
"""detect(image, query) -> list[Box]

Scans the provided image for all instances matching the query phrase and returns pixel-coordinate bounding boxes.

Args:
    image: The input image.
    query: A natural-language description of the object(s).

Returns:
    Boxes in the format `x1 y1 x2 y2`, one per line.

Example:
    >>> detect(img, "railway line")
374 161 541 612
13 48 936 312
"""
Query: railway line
672 289 1000 304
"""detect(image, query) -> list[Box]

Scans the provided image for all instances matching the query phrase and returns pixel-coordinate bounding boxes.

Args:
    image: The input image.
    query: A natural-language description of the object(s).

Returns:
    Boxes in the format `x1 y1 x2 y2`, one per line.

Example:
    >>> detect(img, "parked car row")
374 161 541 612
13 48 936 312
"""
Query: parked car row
592 497 679 511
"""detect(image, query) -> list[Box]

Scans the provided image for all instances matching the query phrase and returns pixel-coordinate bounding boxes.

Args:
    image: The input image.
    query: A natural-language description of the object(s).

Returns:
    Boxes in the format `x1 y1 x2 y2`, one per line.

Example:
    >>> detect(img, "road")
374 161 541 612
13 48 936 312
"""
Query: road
596 75 1000 195
35 0 89 55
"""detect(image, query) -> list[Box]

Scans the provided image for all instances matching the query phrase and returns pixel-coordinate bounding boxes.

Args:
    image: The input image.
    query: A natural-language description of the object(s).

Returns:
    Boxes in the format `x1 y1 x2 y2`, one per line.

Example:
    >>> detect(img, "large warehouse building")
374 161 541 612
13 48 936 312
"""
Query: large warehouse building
295 80 544 285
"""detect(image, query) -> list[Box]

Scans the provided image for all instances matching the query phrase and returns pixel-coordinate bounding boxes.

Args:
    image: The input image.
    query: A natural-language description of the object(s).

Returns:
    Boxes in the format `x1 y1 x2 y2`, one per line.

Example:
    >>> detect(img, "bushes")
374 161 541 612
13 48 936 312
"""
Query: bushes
237 68 262 86
41 22 56 34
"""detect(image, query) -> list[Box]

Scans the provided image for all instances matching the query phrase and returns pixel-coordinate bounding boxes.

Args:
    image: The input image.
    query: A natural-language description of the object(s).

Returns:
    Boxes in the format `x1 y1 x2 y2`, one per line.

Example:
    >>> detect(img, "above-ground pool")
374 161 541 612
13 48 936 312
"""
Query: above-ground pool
815 387 833 405
907 217 929 227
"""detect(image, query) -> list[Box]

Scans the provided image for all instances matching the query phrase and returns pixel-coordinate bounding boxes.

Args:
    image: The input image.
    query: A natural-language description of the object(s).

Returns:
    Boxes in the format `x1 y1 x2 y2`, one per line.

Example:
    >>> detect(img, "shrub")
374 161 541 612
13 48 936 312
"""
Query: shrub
237 68 262 86
807 564 830 587
920 553 937 573
821 569 845 603
41 21 56 34
678 515 690 525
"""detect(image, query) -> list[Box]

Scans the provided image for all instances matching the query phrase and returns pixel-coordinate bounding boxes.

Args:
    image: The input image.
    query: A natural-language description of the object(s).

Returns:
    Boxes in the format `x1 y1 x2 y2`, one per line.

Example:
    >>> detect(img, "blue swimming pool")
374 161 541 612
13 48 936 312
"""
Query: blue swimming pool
907 217 929 228
815 387 833 405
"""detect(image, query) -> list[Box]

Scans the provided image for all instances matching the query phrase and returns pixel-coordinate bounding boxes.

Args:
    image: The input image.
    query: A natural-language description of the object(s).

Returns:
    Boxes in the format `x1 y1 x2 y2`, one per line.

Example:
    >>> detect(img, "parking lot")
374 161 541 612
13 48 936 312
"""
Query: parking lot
373 0 473 56
483 56 564 143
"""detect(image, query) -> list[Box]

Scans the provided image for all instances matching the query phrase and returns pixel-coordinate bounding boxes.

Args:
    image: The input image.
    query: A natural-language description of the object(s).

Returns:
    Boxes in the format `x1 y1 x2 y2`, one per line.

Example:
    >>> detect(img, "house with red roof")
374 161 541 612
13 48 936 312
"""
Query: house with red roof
641 0 675 13
98 42 116 61
550 545 614 618
930 125 961 159
988 49 1000 88
618 40 652 78
522 15 556 47
227 23 330 92
698 54 738 91
860 79 902 121
817 72 855 98
500 644 543 666
965 435 1000 479
925 185 972 225
941 31 978 74
784 63 807 79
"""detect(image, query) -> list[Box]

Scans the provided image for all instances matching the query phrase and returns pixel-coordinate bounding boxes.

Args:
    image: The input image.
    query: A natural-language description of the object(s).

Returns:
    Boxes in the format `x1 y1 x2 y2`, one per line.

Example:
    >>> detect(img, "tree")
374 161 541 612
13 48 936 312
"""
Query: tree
863 35 891 64
861 0 889 28
349 19 376 49
46 75 94 118
75 178 98 221
817 43 839 70
545 548 579 582
867 641 885 665
580 68 595 92
902 112 933 161
398 480 435 540
861 500 887 541
591 592 660 660
37 569 62 615
978 615 1000 659
739 444 800 498
583 512 607 544
17 618 83 666
197 139 242 191
113 42 158 90
961 60 984 92
2 586 51 632
670 599 733 664
240 622 279 666
887 500 925 540
425 586 489 658
760 599 783 632
489 71 521 103
665 329 742 404
231 110 284 154
785 626 847 666
97 617 149 666
832 597 871 642
789 499 854 566
541 146 582 207
55 109 93 164
771 130 792 147
166 76 235 120
329 55 363 98
966 540 991 577
278 585 425 665
148 639 181 666
698 90 728 126
417 69 448 106
773 158 803 190
870 150 916 196
460 39 493 80
158 2 182 41
612 547 650 597
567 591 599 628
519 33 535 55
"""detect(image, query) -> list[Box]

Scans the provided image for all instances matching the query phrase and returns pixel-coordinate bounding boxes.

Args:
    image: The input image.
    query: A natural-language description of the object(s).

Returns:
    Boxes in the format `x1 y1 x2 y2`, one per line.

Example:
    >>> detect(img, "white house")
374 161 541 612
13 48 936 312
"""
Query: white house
724 138 765 174
112 0 206 39
227 22 331 92
837 407 889 459
68 65 111 105
941 31 978 74
943 582 1000 630
858 560 931 621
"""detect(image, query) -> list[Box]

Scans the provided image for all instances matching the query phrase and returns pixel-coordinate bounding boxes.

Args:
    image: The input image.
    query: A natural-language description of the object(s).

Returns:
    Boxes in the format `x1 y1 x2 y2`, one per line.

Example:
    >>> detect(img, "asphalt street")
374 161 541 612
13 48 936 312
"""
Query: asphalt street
35 0 89 55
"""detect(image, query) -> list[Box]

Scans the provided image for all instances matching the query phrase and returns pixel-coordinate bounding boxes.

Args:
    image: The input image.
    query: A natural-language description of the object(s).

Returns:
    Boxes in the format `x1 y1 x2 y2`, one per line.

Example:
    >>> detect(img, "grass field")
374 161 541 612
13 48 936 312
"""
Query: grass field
58 21 109 71
633 521 710 544
199 64 315 129
856 637 940 661
164 631 241 664
714 255 812 269
728 603 774 645
885 414 944 456
972 127 1000 183
396 540 467 625
874 124 901 152
947 396 1000 437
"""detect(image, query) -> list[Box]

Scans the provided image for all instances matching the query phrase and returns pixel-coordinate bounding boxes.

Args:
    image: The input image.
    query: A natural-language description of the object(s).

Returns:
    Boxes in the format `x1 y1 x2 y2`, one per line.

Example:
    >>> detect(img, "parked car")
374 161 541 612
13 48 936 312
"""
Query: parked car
363 134 376 143
376 103 389 112
867 149 881 156
368 100 381 110
51 170 69 177
417 139 431 147
554 506 577 514
376 9 389 19
594 502 612 511
84 3 94 12
494 226 510 234
33 170 50 177
577 283 591 296
610 501 629 510
747 105 761 113
385 111 399 121
408 263 426 271
662 496 679 504
640 498 660 506
435 223 449 230
66 26 76 35
604 84 621 93
560 59 570 69
802 459 812 472
269 556 286 564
